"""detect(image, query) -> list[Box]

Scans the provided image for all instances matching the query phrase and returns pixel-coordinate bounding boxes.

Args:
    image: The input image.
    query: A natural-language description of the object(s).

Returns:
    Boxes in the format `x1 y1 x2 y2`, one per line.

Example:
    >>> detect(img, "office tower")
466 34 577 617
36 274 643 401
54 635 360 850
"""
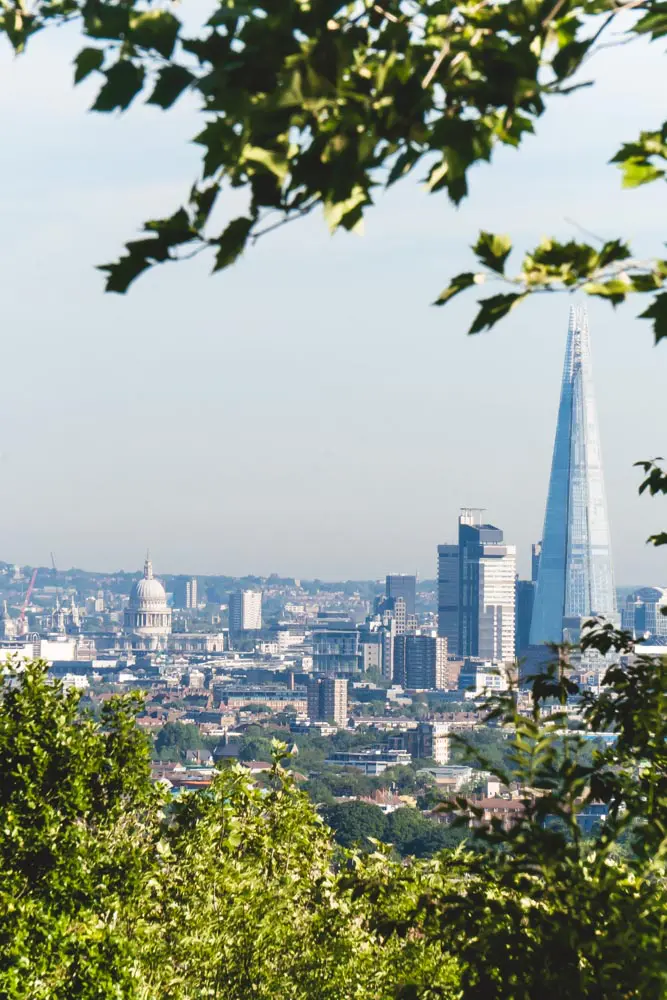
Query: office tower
173 576 198 610
530 307 616 646
307 676 348 725
622 587 667 639
228 589 262 632
515 579 536 655
312 628 361 675
459 511 516 662
532 542 542 583
393 632 448 689
437 543 459 653
385 574 416 616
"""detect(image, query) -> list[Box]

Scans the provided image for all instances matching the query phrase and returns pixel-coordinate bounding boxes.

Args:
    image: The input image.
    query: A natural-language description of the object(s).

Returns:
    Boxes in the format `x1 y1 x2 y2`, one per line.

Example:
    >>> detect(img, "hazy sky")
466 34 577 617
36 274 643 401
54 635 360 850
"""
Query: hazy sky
0 20 665 583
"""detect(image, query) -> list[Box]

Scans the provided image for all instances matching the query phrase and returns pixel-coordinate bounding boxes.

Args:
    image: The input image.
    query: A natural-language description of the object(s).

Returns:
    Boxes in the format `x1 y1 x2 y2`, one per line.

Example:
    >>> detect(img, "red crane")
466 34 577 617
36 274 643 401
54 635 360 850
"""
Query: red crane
19 568 38 625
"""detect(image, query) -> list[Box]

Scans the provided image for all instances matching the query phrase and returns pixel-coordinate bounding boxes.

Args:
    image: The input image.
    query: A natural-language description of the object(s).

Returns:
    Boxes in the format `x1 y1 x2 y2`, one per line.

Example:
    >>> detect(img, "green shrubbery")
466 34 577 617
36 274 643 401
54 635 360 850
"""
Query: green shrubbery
1 644 667 998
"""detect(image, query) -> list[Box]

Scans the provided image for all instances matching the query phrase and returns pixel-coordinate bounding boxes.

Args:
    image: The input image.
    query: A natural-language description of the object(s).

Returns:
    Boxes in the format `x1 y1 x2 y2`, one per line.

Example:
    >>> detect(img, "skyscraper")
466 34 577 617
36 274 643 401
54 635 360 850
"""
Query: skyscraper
459 511 516 663
515 579 536 655
437 544 459 653
228 589 262 632
385 574 416 615
530 308 616 646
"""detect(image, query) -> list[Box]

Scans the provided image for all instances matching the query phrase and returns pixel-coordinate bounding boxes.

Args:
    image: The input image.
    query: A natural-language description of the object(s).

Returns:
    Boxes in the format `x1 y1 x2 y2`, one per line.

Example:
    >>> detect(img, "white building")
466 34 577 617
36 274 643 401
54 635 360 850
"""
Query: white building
123 556 172 651
478 543 516 663
229 589 262 631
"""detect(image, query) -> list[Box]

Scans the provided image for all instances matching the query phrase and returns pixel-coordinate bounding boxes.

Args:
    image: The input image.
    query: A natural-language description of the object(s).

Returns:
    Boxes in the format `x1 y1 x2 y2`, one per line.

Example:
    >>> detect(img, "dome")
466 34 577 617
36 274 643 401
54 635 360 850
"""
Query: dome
129 557 168 611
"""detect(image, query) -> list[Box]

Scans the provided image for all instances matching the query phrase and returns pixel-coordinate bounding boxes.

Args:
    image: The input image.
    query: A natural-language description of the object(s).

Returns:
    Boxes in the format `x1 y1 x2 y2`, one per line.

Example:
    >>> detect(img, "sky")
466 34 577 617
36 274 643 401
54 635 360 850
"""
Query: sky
0 17 665 583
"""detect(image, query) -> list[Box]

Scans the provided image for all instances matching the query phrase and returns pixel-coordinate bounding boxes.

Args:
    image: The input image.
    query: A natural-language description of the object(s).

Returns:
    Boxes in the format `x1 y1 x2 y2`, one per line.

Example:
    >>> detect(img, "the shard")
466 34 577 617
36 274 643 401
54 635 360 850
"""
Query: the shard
529 306 617 646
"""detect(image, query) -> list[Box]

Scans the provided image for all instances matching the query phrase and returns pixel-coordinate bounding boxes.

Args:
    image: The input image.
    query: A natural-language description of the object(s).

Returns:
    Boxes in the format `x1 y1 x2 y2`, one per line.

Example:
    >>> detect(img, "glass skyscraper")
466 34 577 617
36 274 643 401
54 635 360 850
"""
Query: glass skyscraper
529 307 616 645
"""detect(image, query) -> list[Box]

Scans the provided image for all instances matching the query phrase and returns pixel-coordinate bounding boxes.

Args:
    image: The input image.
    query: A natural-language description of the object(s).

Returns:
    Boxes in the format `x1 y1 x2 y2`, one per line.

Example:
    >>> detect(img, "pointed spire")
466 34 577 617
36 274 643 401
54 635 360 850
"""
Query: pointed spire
530 306 616 646
144 550 153 580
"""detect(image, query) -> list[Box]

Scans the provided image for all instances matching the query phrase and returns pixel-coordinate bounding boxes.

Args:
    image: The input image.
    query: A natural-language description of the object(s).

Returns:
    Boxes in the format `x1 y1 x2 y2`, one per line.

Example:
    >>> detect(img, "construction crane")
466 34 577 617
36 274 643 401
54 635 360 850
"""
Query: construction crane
19 568 38 626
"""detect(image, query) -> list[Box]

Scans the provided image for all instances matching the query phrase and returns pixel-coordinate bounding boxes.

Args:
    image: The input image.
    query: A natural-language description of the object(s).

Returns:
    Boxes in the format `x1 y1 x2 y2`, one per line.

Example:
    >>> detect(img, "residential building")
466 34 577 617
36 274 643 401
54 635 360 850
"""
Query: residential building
437 543 459 654
530 307 616 649
459 512 516 662
307 676 348 726
361 632 383 673
172 576 198 609
393 631 448 689
406 720 451 764
228 589 262 632
374 594 413 634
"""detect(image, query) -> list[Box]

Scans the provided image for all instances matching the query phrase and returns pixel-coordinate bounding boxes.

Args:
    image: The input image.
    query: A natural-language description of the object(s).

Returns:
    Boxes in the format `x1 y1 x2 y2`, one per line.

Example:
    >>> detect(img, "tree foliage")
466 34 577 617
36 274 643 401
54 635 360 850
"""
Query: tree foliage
2 634 667 997
154 719 204 759
0 660 462 998
1 0 665 341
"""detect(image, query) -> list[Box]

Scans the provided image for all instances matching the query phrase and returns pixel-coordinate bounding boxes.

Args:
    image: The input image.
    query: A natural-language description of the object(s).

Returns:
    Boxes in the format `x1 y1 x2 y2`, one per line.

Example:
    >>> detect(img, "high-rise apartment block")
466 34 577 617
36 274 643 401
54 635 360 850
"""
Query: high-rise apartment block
459 512 516 663
530 308 616 647
173 576 198 610
228 589 262 632
307 676 348 726
393 632 448 690
437 543 459 653
385 574 416 616
402 721 452 764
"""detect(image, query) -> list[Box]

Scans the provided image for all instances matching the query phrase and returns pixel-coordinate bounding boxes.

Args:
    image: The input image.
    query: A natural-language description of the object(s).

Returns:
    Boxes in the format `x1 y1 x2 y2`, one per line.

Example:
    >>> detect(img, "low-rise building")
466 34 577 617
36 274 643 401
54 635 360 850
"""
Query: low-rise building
324 748 412 776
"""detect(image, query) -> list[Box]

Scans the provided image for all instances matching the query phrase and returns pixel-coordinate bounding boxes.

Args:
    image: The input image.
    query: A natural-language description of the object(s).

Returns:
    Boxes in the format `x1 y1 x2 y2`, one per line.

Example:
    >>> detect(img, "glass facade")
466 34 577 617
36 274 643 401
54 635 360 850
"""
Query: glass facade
530 307 616 645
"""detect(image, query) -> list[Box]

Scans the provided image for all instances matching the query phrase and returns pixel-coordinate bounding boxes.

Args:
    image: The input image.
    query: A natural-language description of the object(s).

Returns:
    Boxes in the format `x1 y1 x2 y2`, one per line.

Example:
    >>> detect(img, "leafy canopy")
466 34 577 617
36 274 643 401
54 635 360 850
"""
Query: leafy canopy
1 0 666 338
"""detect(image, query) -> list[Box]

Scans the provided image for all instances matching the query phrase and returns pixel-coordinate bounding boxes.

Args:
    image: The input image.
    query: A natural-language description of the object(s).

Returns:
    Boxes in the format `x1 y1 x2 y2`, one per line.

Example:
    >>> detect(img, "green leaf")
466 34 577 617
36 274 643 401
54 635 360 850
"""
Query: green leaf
472 232 512 274
618 158 665 188
74 47 104 85
581 279 630 306
191 184 219 229
128 10 181 58
638 292 667 344
242 145 289 182
323 186 369 233
147 65 194 109
552 39 591 80
212 217 254 272
633 6 667 38
597 239 632 267
469 293 527 334
433 272 484 306
647 532 667 546
98 252 152 294
93 61 145 112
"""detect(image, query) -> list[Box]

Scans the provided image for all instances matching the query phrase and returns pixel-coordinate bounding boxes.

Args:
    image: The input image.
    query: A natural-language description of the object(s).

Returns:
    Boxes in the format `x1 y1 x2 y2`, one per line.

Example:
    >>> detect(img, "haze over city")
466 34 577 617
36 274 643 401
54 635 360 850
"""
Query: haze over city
1 11 665 582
